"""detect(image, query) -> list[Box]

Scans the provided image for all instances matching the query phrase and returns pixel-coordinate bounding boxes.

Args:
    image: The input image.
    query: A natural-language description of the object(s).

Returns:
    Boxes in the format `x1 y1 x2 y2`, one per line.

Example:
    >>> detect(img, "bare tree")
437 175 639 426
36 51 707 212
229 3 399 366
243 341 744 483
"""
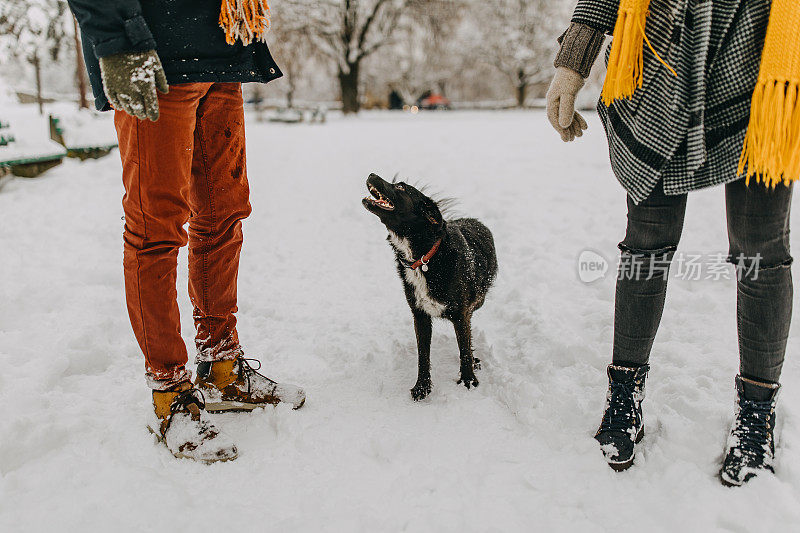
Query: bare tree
367 0 465 106
267 24 316 109
0 0 70 114
71 14 89 109
280 0 432 113
471 0 567 107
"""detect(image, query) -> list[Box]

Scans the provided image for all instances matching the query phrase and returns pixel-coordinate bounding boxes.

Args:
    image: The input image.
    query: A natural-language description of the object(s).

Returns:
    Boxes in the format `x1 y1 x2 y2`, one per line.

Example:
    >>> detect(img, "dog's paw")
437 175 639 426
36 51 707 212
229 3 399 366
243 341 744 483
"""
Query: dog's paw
410 381 432 401
473 358 481 371
457 373 479 390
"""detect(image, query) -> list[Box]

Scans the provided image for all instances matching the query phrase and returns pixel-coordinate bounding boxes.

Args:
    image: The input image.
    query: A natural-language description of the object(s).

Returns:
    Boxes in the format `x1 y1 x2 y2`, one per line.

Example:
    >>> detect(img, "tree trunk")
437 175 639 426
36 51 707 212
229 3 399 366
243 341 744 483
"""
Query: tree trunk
516 69 527 108
249 83 262 109
73 15 89 109
338 62 361 114
33 53 43 115
516 82 527 108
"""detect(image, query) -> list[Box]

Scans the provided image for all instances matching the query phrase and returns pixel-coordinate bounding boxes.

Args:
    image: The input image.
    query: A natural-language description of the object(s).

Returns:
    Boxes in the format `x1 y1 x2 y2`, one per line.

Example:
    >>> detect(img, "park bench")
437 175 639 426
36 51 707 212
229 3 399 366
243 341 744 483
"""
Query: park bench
265 106 328 124
50 114 118 160
0 118 66 179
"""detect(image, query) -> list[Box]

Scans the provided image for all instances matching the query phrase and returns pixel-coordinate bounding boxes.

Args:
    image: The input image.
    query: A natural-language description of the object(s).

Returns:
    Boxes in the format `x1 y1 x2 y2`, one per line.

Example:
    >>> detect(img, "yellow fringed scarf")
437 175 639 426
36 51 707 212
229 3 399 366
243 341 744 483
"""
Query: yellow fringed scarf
738 2 800 186
219 0 271 46
602 0 800 186
600 0 675 106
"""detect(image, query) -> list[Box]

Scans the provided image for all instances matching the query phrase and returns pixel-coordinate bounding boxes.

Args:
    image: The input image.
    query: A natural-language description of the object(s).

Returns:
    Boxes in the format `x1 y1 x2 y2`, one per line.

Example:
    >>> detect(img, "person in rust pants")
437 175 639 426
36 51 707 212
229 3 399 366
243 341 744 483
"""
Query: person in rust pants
115 82 251 390
113 82 305 462
70 0 305 462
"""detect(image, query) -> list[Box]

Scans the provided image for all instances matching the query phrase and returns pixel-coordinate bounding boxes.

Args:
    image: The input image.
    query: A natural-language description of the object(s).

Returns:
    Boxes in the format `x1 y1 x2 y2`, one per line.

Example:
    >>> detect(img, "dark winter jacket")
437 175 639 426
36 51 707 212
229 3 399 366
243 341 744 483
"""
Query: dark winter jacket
67 0 283 111
557 0 771 202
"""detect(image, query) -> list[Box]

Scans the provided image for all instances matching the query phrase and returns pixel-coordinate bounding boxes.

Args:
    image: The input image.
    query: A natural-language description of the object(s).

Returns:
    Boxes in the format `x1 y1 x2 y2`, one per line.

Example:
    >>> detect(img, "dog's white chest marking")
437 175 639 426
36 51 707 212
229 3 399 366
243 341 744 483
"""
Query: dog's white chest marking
388 232 446 317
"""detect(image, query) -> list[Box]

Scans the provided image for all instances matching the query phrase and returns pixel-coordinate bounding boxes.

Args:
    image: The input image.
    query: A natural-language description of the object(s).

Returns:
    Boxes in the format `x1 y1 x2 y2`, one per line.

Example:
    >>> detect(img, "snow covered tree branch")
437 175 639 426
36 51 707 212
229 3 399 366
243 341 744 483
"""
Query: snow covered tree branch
0 0 70 113
278 0 426 113
469 0 568 107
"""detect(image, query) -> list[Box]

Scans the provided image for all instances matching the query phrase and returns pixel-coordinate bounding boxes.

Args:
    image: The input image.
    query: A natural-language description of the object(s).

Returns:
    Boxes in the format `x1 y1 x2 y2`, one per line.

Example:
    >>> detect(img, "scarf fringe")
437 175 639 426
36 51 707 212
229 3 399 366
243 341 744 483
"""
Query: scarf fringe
738 79 800 187
601 1 676 106
601 6 647 106
219 0 271 46
737 0 800 187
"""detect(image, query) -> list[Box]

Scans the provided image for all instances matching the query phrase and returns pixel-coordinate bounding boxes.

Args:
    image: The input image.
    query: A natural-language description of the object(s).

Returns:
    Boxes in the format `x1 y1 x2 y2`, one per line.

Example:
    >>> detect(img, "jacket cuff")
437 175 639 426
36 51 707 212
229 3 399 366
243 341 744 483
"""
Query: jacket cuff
554 22 605 79
92 15 156 58
571 1 620 35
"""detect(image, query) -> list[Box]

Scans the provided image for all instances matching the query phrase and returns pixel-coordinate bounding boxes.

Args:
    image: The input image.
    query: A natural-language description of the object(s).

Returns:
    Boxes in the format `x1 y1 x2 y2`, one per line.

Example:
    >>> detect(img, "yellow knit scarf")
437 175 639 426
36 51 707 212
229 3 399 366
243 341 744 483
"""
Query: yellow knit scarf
219 0 271 46
602 0 800 186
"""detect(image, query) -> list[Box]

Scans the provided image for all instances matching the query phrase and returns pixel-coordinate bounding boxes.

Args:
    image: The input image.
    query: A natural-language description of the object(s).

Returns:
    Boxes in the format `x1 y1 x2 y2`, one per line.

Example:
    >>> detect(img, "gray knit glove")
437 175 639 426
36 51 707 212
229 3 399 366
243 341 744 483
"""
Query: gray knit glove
99 50 168 121
546 67 588 142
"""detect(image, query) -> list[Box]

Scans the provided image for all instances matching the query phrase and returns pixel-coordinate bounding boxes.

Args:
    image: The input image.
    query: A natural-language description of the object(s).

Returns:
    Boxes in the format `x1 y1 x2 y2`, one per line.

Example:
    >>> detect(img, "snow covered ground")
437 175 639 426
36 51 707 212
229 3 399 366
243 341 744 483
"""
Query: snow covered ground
1 107 799 532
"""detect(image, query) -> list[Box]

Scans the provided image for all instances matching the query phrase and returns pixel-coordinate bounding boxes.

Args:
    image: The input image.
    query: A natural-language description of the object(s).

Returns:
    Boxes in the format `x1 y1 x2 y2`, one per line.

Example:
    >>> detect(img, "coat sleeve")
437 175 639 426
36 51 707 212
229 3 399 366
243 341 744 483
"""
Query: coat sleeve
67 0 157 58
554 23 606 78
571 0 621 34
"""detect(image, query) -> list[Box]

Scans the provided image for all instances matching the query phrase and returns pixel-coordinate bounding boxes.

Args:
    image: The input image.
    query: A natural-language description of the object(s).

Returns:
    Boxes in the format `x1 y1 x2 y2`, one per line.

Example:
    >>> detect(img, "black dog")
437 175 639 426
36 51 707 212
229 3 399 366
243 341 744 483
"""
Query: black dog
363 173 497 401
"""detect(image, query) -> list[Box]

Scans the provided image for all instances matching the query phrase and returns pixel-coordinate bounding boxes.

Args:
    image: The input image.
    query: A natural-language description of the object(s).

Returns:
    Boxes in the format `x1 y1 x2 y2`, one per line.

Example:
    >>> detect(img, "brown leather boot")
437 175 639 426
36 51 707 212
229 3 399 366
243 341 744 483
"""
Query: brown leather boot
195 356 306 412
150 382 238 463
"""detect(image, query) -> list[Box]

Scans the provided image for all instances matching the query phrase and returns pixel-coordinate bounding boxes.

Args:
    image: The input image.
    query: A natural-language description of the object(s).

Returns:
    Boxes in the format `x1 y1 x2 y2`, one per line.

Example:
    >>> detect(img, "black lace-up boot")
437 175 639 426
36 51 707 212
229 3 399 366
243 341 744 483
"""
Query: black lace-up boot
594 364 649 471
719 375 780 486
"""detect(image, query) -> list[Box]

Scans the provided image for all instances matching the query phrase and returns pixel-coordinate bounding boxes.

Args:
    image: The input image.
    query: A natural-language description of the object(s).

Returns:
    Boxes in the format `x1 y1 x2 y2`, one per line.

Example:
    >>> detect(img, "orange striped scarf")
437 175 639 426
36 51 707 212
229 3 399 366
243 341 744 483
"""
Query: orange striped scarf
219 0 271 46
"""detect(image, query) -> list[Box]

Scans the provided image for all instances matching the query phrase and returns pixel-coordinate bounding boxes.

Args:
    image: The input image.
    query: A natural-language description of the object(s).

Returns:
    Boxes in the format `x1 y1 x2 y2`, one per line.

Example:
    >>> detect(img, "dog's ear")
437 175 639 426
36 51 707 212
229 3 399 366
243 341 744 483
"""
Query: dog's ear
422 200 442 225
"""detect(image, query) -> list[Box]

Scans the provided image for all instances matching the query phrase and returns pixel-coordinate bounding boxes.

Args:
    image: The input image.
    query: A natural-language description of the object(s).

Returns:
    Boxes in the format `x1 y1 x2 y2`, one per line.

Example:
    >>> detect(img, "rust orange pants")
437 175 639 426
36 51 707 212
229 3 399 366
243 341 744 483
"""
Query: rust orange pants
114 83 251 390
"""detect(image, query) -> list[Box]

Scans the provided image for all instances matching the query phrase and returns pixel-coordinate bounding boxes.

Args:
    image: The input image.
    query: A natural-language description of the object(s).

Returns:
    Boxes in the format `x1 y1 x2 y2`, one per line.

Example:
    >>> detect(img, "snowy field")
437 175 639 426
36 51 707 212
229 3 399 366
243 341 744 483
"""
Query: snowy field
2 108 800 532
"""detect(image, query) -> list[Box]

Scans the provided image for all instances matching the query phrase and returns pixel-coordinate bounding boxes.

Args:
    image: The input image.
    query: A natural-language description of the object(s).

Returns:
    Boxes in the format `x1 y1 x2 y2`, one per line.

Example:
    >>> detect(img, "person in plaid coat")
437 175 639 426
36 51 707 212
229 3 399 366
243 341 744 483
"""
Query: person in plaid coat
546 0 791 485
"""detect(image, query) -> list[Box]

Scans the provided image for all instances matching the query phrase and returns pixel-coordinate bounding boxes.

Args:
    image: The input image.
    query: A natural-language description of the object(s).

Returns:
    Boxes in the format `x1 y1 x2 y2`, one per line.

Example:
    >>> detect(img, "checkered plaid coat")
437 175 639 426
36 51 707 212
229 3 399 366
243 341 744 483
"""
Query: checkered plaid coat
573 0 771 202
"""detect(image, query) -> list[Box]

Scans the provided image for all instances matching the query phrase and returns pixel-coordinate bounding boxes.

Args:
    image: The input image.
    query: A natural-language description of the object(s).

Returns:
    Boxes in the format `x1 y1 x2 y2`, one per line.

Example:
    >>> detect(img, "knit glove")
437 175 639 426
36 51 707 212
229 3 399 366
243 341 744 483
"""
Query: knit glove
99 50 168 121
546 67 588 142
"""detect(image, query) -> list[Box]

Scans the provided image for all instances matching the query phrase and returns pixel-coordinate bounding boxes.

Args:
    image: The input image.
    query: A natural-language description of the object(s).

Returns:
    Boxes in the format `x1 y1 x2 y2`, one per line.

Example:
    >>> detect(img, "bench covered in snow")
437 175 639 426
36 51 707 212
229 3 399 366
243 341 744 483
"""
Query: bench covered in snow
49 114 118 160
0 119 66 178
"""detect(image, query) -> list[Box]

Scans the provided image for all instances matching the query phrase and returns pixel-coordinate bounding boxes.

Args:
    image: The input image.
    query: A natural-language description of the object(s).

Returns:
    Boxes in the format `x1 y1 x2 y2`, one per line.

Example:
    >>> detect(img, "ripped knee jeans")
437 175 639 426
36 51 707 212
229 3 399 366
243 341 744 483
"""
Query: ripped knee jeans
613 178 793 383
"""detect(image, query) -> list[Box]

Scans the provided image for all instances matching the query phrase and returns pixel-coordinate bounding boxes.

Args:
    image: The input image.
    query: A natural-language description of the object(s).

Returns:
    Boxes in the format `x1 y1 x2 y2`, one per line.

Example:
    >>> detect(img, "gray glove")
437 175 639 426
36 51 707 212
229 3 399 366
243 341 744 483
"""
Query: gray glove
99 50 168 121
546 67 588 142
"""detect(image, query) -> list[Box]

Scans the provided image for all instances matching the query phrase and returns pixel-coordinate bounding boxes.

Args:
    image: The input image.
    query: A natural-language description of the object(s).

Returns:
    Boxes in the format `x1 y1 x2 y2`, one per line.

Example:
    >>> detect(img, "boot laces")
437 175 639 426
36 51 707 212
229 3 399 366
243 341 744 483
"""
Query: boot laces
733 399 773 458
600 381 640 434
171 387 206 418
235 356 277 396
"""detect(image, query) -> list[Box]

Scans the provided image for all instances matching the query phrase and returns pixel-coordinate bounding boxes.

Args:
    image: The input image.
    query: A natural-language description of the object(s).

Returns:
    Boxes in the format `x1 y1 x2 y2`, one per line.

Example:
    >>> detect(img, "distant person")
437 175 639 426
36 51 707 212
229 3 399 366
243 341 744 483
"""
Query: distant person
547 0 797 485
389 89 404 110
68 0 305 463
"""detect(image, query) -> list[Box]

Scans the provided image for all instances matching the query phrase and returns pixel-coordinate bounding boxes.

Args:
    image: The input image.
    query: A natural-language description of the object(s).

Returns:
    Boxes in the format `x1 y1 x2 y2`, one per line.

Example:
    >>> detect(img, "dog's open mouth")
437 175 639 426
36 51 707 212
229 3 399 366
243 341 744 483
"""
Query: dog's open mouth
364 183 394 210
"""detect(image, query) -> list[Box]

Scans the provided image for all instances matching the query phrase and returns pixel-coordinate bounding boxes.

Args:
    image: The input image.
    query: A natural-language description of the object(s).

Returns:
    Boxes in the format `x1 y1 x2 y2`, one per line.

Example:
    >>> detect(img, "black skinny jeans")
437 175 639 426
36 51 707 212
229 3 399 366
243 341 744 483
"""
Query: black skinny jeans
613 178 793 384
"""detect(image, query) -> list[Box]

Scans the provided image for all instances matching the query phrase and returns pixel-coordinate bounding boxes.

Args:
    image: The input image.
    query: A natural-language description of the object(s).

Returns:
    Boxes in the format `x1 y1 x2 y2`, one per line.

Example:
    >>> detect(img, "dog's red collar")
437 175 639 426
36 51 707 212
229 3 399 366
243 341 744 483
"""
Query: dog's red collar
408 239 441 272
